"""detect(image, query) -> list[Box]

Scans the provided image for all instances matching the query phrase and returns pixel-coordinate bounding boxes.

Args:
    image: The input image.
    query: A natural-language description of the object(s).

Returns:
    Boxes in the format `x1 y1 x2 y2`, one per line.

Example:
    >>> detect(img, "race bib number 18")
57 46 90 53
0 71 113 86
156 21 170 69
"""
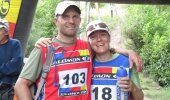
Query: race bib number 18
91 85 117 100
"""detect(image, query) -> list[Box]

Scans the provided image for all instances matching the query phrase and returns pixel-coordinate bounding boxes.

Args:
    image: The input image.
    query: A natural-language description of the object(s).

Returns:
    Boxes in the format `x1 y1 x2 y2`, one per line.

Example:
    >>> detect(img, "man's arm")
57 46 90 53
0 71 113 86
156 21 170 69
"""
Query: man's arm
14 78 33 100
34 38 144 72
113 48 144 72
14 48 42 100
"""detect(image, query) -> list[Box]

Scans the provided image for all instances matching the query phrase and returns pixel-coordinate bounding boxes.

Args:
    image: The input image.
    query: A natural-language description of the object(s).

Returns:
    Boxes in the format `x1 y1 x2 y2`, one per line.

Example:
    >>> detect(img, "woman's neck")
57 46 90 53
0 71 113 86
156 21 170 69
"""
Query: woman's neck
95 51 113 62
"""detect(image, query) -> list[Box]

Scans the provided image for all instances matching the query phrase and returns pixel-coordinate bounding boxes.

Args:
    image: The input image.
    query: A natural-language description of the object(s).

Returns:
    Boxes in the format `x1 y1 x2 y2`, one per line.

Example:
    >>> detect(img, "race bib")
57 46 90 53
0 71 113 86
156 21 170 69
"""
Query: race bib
91 85 117 100
58 68 88 97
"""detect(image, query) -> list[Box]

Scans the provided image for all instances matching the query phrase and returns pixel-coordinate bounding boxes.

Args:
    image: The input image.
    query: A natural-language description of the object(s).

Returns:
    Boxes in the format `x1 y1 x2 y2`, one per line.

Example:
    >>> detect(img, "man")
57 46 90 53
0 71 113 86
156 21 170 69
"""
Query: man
0 18 23 99
0 18 23 84
15 1 92 100
15 1 143 100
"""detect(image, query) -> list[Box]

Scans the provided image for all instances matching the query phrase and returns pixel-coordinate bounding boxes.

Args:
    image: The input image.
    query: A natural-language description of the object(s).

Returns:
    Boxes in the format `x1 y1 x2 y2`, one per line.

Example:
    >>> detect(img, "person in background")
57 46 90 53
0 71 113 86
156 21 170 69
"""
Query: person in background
0 18 23 84
15 1 143 100
0 18 23 99
86 20 144 100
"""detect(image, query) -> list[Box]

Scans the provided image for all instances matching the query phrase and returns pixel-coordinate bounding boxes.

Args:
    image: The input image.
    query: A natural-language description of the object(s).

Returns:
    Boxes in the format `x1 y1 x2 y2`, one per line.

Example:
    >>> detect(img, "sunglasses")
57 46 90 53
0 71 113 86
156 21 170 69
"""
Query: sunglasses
87 22 108 32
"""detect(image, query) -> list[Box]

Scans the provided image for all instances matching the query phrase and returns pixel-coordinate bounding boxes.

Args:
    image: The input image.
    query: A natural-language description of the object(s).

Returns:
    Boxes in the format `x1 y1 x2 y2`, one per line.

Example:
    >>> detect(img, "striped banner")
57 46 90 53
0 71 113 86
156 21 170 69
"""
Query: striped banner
0 0 22 37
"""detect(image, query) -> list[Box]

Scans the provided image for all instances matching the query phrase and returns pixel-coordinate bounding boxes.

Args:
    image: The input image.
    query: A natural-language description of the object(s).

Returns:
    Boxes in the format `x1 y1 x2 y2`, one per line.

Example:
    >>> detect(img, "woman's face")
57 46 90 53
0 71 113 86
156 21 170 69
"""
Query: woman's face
88 30 110 55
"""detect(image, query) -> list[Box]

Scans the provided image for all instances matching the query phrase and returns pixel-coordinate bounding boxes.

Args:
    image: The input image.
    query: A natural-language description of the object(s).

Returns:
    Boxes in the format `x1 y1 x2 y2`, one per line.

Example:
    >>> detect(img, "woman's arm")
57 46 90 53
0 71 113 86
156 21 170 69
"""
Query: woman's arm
131 81 144 100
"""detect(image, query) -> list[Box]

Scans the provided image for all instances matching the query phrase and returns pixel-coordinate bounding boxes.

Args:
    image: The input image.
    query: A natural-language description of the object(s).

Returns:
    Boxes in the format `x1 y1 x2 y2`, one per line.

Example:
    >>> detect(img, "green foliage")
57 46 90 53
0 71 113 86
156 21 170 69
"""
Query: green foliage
90 2 106 8
35 0 59 37
25 0 60 56
140 74 170 99
123 5 170 86
89 15 118 30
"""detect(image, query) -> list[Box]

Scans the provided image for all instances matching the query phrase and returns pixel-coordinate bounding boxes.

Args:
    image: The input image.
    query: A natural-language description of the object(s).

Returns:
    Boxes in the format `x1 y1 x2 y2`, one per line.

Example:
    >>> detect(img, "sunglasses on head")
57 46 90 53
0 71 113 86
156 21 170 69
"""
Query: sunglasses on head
87 22 108 32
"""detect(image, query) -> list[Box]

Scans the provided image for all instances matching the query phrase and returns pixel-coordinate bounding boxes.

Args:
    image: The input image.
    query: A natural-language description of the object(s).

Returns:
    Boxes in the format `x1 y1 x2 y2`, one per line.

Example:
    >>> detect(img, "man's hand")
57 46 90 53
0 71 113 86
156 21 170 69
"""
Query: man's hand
114 48 144 72
35 37 52 48
128 50 144 72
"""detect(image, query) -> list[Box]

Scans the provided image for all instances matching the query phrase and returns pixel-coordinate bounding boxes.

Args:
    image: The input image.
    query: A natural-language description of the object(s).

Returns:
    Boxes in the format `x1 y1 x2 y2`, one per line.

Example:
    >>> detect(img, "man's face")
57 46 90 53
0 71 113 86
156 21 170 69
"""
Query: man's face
88 30 110 54
0 28 7 42
55 7 81 37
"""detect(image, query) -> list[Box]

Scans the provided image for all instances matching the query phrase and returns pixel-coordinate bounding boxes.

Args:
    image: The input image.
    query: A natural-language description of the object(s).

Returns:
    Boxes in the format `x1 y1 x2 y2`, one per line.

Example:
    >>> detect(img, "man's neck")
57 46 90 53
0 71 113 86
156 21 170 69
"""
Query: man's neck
0 37 8 44
56 34 76 46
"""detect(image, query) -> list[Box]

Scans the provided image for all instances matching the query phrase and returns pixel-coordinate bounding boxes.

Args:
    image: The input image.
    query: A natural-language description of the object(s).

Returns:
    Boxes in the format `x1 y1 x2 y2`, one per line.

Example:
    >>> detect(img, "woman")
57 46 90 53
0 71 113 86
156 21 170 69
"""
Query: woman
86 20 144 100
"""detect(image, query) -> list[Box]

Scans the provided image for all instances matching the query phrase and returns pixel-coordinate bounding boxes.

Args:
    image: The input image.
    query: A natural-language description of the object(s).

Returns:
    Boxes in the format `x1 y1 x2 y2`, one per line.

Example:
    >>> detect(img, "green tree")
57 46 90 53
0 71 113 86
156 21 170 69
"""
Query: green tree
25 0 60 56
123 5 170 86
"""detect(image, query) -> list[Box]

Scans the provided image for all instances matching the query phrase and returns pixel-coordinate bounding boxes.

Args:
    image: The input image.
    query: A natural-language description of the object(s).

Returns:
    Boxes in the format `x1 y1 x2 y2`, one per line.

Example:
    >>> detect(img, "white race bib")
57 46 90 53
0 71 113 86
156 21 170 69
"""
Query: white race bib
91 85 117 100
58 68 88 97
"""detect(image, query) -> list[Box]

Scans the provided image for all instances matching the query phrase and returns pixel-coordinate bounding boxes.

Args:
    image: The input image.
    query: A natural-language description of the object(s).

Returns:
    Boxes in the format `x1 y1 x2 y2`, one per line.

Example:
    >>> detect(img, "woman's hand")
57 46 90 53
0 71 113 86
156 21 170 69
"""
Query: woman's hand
35 37 52 48
117 77 134 92
117 77 144 100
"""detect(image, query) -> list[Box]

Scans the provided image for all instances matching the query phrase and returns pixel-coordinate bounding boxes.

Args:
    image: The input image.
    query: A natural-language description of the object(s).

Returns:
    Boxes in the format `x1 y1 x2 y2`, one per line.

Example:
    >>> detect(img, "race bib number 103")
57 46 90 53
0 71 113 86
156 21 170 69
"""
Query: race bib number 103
58 68 88 97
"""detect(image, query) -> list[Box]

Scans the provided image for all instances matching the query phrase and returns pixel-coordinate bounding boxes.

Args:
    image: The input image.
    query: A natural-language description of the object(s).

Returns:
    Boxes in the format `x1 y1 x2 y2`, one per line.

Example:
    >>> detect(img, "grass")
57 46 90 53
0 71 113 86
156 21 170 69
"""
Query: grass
140 73 170 100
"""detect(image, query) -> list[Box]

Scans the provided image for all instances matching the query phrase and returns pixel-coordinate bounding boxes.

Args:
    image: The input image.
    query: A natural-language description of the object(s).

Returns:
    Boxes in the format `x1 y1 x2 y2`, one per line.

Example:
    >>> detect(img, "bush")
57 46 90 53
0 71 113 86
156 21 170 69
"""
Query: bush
123 5 170 86
25 0 60 56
